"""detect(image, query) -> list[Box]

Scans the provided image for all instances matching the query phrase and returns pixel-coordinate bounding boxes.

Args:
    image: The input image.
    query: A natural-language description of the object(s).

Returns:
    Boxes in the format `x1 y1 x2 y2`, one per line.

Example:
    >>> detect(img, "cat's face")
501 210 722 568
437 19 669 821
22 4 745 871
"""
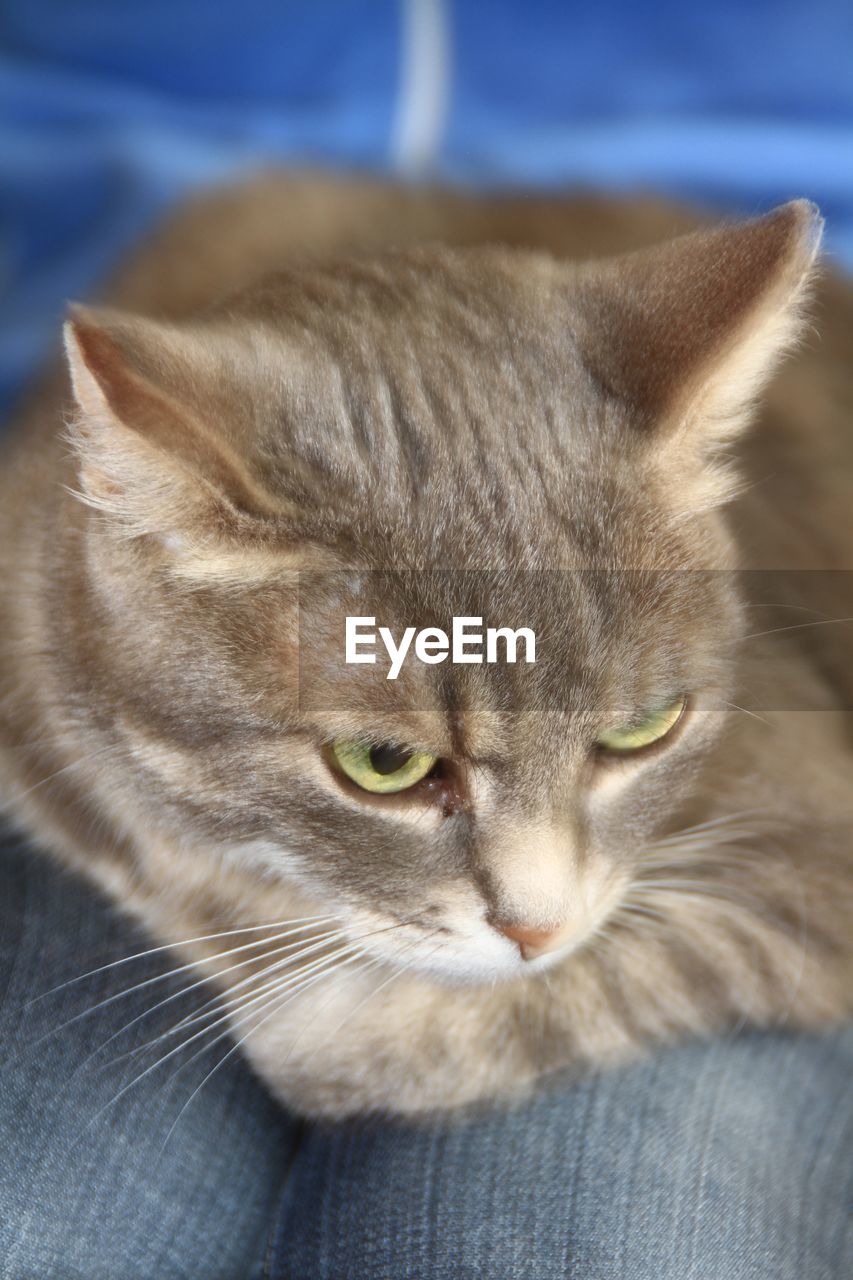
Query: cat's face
190 565 741 986
62 201 817 984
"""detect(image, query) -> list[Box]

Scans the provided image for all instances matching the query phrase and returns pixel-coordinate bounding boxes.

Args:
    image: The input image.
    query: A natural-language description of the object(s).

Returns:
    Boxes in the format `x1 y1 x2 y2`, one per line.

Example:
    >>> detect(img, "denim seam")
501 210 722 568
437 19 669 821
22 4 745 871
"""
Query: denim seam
261 1115 310 1280
0 830 35 1067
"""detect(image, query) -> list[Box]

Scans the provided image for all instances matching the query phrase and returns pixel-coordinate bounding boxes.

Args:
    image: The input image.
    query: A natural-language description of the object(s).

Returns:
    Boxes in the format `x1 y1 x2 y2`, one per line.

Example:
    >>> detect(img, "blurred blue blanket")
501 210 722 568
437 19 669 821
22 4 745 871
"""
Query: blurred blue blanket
1 0 851 417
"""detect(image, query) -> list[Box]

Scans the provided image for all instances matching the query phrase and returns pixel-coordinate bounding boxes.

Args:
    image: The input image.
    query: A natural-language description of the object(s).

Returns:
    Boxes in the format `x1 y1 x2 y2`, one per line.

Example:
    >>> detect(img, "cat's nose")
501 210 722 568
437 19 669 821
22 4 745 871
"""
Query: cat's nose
493 921 564 960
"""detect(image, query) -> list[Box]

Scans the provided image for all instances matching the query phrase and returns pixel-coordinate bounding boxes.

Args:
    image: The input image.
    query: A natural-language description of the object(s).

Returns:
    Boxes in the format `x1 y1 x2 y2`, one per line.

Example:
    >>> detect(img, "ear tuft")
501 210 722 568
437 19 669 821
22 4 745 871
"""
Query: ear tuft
64 306 217 536
63 305 287 540
64 304 116 420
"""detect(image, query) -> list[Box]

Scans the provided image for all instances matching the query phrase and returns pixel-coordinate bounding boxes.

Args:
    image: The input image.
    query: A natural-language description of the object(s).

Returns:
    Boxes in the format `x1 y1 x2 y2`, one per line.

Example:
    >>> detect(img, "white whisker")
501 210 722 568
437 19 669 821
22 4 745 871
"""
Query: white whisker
155 945 380 1155
107 928 358 1070
53 926 348 1086
79 943 359 1133
80 919 409 1127
299 931 443 1069
649 809 766 846
28 920 342 1048
149 914 420 1060
1 744 121 813
31 914 341 1004
741 616 853 641
722 700 773 728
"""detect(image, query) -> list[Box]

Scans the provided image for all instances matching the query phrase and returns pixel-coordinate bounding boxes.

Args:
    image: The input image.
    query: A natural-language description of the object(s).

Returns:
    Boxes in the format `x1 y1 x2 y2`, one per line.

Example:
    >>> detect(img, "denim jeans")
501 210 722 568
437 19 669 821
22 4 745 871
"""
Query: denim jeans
0 831 850 1279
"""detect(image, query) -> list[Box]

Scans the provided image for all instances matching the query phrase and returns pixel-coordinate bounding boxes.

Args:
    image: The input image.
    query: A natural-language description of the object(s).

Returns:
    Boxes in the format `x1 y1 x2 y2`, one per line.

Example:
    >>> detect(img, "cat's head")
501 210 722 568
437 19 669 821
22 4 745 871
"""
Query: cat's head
62 200 820 982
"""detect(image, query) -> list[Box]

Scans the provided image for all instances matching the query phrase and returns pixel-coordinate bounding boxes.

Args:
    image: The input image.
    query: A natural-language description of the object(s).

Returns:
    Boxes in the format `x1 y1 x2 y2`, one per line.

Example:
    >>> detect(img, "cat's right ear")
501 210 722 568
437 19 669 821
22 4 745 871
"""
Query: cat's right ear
63 306 319 582
573 200 822 505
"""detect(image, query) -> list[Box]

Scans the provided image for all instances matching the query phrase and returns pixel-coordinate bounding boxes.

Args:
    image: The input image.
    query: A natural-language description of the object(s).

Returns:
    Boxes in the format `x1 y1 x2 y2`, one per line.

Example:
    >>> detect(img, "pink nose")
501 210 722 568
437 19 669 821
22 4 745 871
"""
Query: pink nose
494 921 563 960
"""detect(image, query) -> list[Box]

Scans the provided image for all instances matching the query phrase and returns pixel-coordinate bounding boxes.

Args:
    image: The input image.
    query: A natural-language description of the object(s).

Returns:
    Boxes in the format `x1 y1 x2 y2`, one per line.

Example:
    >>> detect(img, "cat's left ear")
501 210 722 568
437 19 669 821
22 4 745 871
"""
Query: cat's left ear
574 200 822 448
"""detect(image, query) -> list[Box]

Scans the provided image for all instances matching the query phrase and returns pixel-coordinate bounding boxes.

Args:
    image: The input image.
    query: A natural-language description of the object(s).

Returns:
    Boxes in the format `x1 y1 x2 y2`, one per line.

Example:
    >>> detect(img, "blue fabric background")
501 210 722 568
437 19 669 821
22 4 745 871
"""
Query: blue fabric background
1 0 851 417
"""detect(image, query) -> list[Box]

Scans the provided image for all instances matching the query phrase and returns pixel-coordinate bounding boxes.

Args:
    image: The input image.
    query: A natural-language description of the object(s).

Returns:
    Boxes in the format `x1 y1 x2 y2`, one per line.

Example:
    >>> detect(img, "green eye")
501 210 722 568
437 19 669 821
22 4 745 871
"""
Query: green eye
596 695 687 754
330 740 437 794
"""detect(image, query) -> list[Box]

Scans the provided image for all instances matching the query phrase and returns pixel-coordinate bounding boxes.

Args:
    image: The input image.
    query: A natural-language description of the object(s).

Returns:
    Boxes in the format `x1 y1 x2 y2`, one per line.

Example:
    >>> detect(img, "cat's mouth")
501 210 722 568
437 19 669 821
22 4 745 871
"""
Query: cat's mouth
347 918 584 986
338 868 629 987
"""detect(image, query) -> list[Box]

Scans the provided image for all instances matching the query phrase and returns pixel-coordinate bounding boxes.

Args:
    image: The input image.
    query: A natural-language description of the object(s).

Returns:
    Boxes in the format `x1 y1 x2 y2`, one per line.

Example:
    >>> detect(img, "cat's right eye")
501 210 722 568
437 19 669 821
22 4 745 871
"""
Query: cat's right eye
596 695 687 756
330 740 437 794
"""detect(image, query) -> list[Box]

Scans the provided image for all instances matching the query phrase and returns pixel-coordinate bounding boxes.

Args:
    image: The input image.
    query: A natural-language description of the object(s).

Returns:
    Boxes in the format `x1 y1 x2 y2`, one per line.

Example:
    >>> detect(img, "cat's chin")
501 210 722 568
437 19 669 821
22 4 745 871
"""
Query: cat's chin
364 929 583 989
417 951 570 989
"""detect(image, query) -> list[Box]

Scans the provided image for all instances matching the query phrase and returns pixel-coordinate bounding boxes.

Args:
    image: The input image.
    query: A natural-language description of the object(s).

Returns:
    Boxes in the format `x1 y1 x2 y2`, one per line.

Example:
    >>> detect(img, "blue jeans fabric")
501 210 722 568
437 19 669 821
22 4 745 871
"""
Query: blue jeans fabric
0 830 850 1280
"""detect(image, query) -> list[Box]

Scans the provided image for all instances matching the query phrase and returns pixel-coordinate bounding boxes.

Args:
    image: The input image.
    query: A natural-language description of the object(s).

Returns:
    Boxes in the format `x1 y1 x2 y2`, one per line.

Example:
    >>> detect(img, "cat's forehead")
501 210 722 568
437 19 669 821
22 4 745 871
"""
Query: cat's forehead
234 244 605 442
222 249 666 567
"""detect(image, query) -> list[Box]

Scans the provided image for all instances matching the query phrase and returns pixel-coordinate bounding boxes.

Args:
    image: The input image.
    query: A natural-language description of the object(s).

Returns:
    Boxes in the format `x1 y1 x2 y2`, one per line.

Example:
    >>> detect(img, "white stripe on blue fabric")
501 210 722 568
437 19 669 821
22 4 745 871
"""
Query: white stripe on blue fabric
390 0 450 176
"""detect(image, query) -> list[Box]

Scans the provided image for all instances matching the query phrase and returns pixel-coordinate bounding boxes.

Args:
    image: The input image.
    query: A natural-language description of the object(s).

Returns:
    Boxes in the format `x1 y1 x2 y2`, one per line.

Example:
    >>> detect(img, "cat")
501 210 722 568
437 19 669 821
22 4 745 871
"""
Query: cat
1 174 851 1117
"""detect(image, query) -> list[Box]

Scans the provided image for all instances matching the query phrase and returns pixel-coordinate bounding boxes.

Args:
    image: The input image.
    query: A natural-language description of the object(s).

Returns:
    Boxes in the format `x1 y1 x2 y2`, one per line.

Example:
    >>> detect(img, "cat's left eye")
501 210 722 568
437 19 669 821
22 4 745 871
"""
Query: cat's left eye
330 740 437 794
596 695 687 755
